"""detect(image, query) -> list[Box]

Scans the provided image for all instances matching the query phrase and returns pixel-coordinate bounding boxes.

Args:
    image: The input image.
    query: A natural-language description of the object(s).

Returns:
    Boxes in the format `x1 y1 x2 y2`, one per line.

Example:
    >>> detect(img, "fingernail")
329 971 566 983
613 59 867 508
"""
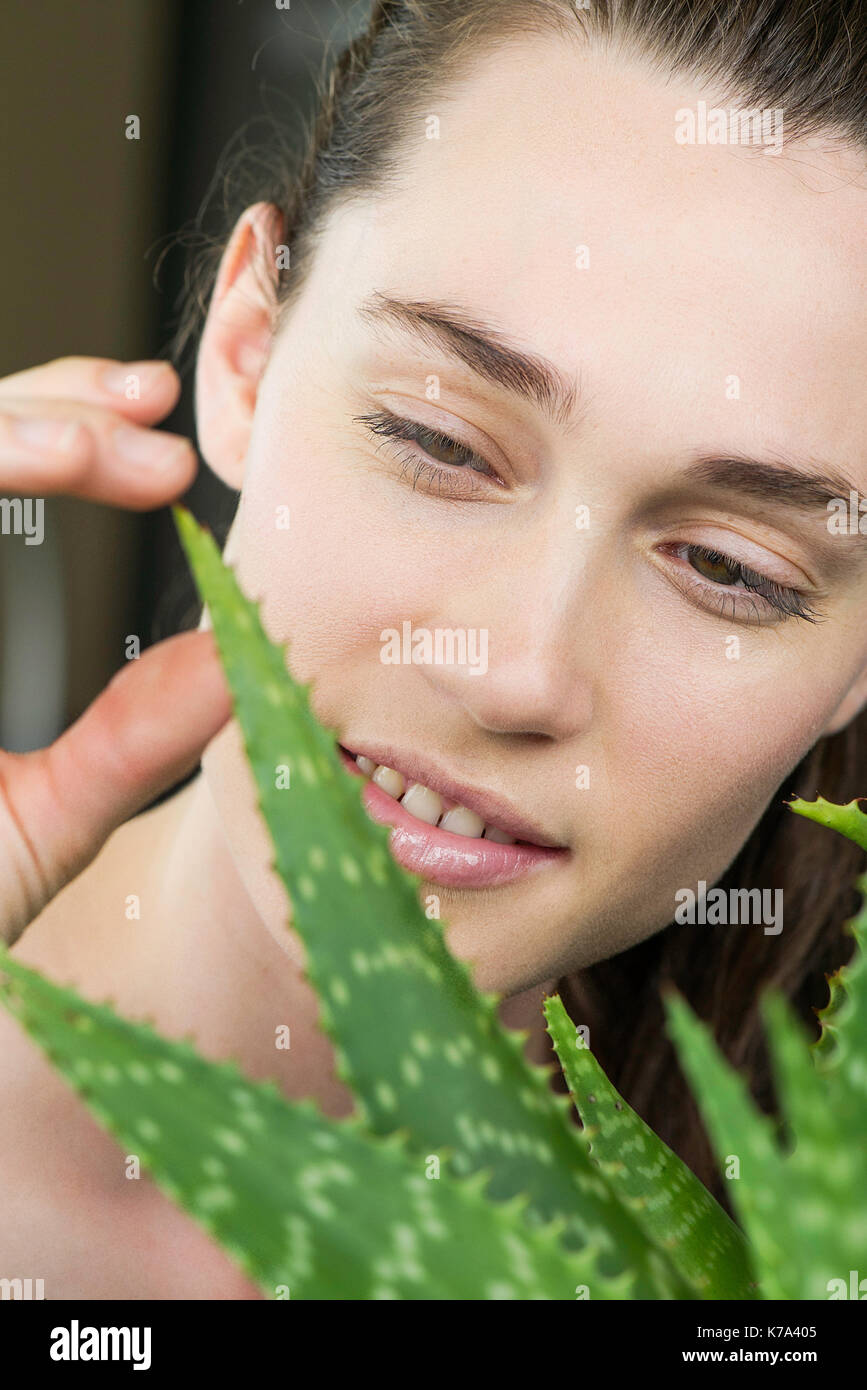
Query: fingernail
113 425 191 467
102 361 173 397
11 417 83 452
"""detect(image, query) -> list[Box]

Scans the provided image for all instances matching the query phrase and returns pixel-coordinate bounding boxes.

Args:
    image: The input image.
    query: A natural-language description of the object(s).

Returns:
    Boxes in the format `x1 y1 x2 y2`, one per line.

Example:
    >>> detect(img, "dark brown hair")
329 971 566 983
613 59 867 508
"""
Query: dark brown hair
168 0 867 1210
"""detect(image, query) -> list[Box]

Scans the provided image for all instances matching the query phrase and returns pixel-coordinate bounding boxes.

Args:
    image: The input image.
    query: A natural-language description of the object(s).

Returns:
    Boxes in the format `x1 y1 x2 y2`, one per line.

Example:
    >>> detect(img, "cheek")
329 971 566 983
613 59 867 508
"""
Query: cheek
234 417 482 680
233 430 390 677
604 628 838 882
541 637 836 970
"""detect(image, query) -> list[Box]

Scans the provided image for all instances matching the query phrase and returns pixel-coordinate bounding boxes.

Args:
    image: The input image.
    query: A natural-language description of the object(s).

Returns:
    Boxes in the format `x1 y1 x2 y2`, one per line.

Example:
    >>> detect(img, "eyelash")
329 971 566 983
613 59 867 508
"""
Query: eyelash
354 408 500 500
662 543 822 626
354 408 823 627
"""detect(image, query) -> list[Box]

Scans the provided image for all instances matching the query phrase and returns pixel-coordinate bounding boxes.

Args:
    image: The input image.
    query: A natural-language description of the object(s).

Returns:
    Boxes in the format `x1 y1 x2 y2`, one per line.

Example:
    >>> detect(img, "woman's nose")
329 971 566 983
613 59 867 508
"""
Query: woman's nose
413 540 598 742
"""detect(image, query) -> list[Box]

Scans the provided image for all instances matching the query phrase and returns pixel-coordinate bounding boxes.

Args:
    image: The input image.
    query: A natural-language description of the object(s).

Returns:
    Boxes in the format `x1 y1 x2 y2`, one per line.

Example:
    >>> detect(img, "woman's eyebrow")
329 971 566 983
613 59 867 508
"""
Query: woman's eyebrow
685 454 864 521
357 291 580 430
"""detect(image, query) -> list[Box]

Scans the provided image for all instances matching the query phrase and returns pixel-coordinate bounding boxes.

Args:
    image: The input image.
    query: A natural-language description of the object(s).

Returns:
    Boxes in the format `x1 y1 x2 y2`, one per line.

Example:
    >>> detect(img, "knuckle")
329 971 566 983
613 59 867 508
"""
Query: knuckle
0 409 84 458
51 354 101 372
53 432 95 481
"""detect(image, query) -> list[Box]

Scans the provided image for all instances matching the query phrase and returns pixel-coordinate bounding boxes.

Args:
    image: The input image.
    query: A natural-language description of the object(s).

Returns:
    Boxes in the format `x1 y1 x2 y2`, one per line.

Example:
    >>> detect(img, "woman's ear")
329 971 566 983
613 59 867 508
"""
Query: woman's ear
194 201 285 490
820 665 867 738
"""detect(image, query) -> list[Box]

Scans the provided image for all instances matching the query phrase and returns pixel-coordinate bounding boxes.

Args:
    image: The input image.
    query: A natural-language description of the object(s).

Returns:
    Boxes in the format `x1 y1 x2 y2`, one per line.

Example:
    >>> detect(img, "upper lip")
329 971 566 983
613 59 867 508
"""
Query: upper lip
338 740 567 849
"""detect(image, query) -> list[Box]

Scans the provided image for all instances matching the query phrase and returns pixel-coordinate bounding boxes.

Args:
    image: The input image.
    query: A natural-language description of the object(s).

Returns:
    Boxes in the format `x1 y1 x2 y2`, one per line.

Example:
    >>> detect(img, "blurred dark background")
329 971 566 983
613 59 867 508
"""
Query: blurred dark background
0 0 369 751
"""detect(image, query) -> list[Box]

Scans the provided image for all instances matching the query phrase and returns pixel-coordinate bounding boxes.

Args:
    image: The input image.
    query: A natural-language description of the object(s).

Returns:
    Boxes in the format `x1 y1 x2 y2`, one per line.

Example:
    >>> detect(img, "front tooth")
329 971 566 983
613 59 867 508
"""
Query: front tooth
356 755 377 775
483 825 516 844
439 806 486 838
372 765 406 799
400 782 443 826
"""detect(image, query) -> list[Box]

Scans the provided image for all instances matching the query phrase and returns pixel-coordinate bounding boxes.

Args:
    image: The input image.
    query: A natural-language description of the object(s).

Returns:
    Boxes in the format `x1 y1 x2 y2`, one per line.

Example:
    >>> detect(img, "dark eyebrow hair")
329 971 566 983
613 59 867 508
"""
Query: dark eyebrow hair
357 291 580 430
685 455 860 513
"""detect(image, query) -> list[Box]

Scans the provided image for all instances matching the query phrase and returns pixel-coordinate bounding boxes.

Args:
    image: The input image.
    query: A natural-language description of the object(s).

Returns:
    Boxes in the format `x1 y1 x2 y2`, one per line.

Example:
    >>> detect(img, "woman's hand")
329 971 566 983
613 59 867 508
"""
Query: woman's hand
0 357 232 946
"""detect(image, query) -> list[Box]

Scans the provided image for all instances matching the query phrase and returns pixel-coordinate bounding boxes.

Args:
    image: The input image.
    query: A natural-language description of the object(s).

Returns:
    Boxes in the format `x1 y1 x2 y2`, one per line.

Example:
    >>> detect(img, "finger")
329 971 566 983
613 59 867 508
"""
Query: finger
0 630 232 946
0 356 182 425
0 399 197 507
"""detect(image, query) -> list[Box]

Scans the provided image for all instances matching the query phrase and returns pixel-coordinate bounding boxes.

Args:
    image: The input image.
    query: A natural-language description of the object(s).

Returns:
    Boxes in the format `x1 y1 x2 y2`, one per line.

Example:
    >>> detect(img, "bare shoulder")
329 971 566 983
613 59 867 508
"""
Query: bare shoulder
0 999 262 1300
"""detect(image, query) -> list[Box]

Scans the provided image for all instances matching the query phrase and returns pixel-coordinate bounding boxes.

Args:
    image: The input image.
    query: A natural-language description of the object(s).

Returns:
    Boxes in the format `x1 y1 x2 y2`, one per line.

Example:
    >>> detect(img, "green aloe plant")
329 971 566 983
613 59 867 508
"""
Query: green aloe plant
0 509 863 1300
662 797 867 1301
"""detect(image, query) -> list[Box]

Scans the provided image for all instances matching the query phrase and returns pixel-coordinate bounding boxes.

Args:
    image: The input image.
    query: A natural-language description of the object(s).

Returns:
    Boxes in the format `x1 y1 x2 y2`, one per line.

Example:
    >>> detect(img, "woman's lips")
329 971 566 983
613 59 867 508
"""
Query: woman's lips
337 744 569 888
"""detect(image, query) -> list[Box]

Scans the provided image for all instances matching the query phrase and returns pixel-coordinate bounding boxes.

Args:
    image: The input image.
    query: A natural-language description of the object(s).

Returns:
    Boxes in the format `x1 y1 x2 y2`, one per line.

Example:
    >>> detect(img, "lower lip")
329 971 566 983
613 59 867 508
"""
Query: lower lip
337 745 568 888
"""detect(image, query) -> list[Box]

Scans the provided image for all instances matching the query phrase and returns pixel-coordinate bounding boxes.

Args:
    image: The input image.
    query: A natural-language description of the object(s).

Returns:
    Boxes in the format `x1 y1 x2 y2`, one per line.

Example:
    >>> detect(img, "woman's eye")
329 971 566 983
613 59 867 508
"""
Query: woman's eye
687 548 740 586
354 408 502 497
665 542 822 626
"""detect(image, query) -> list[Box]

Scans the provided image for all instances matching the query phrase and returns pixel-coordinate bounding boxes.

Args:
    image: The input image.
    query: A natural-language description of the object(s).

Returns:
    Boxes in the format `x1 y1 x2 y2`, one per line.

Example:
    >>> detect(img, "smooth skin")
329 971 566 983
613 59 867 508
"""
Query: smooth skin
2 37 867 1297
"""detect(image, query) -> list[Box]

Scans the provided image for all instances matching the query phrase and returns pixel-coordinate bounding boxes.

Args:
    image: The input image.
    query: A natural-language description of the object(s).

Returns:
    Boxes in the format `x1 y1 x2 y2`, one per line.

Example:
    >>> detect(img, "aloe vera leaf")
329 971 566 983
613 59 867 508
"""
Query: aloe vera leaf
757 990 867 1300
663 992 790 1298
543 992 758 1299
666 801 867 1299
665 977 867 1300
812 962 849 1065
788 797 867 1086
0 947 619 1300
787 794 867 853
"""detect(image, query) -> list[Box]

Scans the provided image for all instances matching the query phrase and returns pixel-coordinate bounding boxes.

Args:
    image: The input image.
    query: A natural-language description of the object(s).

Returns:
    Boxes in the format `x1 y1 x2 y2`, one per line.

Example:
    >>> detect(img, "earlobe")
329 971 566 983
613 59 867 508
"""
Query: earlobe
194 201 285 490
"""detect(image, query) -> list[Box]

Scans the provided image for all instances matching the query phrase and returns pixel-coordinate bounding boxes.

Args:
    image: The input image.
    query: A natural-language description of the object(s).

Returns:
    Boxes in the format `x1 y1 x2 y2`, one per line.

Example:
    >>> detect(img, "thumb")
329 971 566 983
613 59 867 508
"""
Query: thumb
0 630 232 946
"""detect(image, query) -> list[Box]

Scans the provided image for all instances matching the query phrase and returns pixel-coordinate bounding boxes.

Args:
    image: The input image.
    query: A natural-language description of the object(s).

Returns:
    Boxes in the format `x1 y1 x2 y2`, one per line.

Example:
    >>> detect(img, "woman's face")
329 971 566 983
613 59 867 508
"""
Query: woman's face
196 37 867 995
